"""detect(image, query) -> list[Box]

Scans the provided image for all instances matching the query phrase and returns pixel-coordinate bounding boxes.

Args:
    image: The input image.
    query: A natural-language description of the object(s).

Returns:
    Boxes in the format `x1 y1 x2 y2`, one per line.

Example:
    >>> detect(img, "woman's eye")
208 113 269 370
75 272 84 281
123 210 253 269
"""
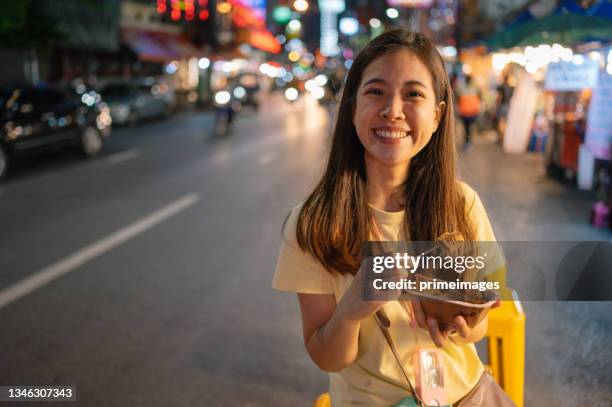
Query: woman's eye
405 91 422 98
365 88 383 96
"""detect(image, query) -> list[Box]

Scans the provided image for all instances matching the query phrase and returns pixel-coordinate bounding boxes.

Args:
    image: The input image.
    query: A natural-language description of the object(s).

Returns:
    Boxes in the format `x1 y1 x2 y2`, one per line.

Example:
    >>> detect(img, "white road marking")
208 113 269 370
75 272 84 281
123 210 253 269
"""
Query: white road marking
0 193 200 309
107 149 141 164
257 152 278 166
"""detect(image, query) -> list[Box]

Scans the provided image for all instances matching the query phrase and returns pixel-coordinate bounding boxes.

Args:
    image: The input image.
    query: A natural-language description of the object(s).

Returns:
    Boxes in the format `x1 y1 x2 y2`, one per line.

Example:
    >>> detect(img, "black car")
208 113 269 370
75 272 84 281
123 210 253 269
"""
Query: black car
0 85 112 179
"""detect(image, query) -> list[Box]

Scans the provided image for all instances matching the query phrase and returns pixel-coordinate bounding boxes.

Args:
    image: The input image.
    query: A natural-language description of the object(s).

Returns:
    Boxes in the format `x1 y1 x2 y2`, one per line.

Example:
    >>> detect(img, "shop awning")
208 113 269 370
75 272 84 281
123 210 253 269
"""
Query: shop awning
160 35 203 59
122 28 204 63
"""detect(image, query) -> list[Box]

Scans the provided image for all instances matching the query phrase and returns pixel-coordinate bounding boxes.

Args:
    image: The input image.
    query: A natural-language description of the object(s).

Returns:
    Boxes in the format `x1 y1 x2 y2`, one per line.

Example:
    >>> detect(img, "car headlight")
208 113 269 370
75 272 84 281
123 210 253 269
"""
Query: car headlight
4 121 24 140
214 91 231 106
96 110 112 130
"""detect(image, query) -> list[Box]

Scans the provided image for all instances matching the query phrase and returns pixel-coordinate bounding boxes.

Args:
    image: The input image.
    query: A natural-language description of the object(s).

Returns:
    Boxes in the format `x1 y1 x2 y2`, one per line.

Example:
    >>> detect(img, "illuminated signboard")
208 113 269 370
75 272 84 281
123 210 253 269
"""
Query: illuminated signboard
241 0 266 21
318 0 345 57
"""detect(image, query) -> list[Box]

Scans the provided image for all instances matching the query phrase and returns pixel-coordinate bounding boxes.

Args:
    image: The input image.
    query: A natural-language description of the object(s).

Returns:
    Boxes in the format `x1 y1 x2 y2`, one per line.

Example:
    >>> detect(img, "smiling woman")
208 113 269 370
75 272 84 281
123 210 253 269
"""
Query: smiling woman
296 29 473 273
273 30 511 406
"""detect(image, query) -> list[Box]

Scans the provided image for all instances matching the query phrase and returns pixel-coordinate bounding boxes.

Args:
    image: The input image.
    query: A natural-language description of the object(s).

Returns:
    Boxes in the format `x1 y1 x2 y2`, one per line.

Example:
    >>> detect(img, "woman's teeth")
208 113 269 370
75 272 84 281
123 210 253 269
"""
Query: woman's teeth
374 130 409 139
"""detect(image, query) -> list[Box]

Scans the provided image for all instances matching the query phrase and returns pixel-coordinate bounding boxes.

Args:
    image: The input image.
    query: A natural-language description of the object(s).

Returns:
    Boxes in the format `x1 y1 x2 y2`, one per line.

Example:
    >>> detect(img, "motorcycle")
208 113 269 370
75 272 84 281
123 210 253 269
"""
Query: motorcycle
213 88 242 135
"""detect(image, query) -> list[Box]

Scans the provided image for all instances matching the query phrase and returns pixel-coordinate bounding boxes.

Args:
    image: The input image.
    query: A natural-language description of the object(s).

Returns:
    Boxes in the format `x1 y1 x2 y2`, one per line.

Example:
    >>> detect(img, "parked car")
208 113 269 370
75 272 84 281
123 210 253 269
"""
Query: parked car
0 85 112 179
99 79 174 125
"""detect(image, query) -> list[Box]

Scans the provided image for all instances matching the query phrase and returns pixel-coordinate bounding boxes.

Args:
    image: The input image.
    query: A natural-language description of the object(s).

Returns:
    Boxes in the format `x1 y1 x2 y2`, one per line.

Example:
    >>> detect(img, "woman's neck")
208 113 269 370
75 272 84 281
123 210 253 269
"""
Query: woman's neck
365 155 409 212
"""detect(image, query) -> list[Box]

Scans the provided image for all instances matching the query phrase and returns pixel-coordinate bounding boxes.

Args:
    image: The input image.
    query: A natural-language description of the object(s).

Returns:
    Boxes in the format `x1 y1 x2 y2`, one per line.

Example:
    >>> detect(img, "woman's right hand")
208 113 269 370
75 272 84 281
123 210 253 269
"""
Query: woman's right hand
336 256 407 323
298 256 408 372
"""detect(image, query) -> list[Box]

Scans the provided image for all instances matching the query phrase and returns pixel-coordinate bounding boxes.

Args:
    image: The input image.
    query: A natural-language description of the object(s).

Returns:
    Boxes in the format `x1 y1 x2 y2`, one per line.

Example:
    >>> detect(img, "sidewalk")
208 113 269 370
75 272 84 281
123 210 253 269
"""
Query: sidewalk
458 131 611 407
458 131 610 241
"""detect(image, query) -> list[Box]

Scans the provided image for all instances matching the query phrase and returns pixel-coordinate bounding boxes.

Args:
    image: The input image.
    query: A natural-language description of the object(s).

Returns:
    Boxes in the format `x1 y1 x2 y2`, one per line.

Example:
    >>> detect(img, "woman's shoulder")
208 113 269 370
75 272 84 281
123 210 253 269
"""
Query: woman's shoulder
281 201 306 249
457 181 490 220
274 201 337 294
457 181 479 212
457 181 497 241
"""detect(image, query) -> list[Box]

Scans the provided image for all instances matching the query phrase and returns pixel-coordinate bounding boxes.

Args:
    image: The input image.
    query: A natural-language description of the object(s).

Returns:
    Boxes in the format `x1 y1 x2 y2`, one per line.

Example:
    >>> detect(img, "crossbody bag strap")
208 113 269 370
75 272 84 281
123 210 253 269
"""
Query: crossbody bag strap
374 312 425 407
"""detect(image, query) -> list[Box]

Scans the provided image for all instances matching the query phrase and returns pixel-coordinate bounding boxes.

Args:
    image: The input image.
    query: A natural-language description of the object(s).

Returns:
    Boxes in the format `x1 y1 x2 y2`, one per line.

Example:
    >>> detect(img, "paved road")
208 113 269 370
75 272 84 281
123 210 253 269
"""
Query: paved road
0 93 610 406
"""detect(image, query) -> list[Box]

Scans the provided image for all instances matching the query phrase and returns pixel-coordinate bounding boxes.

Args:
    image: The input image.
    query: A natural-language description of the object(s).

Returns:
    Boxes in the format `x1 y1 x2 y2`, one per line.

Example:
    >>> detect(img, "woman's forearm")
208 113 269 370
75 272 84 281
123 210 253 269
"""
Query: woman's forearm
306 309 361 372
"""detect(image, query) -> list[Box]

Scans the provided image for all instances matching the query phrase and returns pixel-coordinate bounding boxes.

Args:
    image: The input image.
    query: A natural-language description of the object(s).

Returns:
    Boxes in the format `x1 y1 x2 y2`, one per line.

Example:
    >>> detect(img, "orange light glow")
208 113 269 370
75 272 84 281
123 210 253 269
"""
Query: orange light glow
217 2 232 14
250 30 281 53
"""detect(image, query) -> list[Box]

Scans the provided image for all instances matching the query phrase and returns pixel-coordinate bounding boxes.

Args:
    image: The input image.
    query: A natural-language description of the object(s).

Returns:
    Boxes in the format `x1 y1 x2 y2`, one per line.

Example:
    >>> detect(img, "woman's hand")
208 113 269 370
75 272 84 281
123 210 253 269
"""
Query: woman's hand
298 256 409 372
407 299 453 347
407 299 501 347
336 256 408 323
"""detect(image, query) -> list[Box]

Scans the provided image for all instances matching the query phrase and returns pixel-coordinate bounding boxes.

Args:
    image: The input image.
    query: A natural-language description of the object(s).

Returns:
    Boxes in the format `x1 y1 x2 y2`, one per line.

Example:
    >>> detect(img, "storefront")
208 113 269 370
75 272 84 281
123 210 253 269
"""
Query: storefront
491 44 611 228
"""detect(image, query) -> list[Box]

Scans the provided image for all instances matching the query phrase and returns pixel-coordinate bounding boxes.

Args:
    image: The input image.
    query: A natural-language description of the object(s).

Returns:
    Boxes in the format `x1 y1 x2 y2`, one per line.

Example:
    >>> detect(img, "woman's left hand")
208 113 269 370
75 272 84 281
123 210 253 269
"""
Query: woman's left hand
406 299 455 347
406 299 499 347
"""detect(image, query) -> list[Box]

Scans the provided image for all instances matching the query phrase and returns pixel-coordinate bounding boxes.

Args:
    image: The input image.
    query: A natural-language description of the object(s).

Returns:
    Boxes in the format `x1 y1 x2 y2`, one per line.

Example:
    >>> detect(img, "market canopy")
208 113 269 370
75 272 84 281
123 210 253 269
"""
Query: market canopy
484 0 612 49
485 13 612 49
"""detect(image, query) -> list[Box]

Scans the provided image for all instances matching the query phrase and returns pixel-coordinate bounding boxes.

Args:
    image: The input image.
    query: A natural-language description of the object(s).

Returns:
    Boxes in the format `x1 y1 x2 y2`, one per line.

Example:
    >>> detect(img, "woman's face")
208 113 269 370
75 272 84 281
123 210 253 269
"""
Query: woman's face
353 50 445 169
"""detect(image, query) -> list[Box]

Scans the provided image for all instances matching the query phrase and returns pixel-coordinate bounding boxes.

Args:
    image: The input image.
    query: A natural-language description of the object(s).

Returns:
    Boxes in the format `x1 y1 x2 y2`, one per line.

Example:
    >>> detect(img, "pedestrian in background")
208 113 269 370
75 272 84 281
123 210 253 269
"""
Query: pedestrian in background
457 74 481 148
494 74 514 145
273 30 510 406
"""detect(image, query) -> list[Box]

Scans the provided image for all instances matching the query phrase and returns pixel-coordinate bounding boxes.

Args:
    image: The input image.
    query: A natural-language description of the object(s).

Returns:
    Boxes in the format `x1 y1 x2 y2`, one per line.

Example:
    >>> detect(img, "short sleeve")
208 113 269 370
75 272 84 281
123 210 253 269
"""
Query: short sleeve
460 182 508 289
460 182 497 242
272 203 335 294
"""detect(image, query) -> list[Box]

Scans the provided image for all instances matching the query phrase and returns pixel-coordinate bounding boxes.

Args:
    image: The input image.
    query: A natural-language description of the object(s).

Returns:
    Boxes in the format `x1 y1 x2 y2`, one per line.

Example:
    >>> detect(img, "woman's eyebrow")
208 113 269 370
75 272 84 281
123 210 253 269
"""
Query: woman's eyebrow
362 78 428 88
362 78 386 87
403 80 428 88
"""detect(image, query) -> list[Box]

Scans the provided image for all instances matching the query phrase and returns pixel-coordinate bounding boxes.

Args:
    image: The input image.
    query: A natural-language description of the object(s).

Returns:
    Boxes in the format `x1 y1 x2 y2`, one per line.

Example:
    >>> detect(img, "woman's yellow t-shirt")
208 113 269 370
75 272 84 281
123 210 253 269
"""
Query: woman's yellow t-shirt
272 183 501 406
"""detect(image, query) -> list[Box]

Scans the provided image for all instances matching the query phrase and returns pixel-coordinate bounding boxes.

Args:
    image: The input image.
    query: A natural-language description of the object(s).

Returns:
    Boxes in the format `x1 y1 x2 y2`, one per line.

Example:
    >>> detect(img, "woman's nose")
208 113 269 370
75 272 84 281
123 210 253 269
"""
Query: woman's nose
380 95 405 120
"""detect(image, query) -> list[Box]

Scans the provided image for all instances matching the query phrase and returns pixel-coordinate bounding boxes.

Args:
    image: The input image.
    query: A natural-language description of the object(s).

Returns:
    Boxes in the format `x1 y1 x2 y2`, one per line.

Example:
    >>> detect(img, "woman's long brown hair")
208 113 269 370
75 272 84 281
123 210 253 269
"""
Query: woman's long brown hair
295 30 475 275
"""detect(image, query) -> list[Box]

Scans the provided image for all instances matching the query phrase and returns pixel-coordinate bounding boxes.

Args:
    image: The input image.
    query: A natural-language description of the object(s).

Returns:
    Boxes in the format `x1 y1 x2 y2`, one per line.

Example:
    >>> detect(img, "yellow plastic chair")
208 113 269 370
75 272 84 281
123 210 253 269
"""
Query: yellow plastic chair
483 292 525 407
313 392 331 407
313 292 525 407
